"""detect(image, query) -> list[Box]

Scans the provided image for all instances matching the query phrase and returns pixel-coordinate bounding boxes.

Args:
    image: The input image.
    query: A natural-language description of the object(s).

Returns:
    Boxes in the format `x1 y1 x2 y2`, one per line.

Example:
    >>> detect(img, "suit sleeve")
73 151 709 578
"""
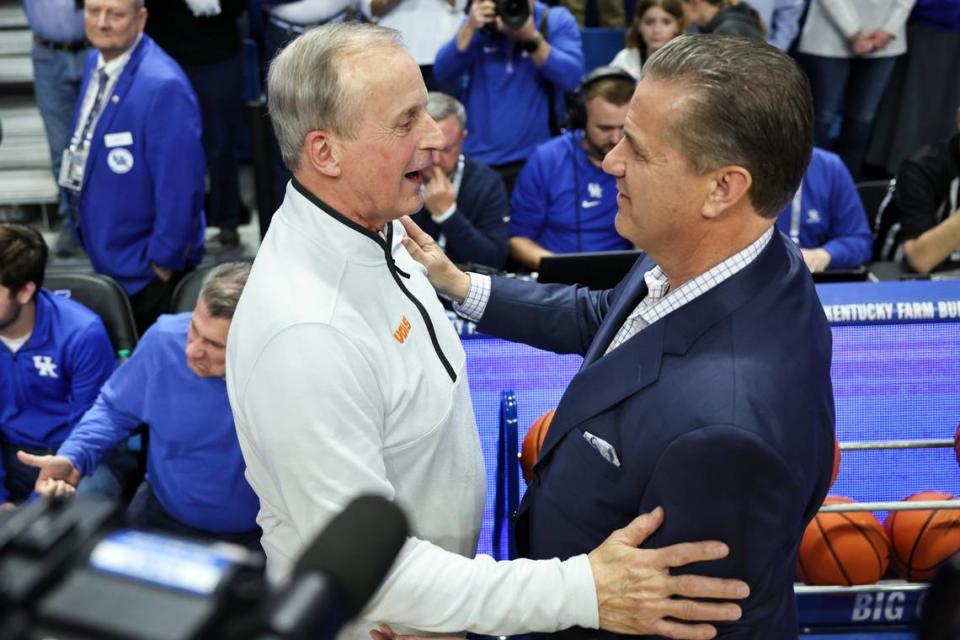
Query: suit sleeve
57 327 158 477
640 425 805 637
240 324 599 634
820 154 872 268
478 274 631 355
144 77 206 271
540 8 584 92
63 318 116 429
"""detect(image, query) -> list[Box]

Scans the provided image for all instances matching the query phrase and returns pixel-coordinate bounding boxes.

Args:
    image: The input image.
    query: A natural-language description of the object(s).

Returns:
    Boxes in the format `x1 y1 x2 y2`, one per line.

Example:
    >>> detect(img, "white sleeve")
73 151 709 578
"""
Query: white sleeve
240 324 599 634
881 0 916 35
818 0 861 38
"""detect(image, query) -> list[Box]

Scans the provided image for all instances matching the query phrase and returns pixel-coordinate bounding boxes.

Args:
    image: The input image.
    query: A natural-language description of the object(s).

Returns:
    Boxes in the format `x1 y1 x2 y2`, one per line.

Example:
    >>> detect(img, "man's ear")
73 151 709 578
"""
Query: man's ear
15 282 37 305
702 165 752 219
304 130 342 178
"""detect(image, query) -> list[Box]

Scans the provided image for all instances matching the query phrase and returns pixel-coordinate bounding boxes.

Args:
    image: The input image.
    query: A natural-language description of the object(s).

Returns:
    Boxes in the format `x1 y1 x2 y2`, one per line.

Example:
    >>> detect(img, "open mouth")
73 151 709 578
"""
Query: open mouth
405 171 422 186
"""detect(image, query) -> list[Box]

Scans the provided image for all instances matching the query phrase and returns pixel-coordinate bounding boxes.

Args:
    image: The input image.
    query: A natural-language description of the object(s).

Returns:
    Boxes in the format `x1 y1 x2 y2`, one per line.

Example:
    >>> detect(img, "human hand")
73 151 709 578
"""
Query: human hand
151 262 173 282
399 216 471 302
423 167 457 218
588 507 749 639
0 502 15 511
369 623 461 640
467 0 496 31
500 13 536 40
850 31 874 56
801 247 832 273
866 28 893 51
16 451 81 497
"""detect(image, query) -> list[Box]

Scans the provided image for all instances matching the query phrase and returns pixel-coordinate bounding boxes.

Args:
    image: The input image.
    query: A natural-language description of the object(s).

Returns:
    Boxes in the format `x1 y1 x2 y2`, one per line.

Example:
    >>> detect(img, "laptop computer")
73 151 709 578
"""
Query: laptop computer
537 250 645 289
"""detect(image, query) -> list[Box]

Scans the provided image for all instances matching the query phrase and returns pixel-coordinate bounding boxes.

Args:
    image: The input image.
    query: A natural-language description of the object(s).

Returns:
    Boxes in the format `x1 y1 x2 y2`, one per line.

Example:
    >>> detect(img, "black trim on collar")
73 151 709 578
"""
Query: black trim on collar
291 178 387 249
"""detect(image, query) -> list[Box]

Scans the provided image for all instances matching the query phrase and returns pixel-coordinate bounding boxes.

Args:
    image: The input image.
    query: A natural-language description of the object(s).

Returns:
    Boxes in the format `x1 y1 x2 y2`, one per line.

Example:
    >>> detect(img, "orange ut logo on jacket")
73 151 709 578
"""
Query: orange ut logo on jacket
393 316 412 344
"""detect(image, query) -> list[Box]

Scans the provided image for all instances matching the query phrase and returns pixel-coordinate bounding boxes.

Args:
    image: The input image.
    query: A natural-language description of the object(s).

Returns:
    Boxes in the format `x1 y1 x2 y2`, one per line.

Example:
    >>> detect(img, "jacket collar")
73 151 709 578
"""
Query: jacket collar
22 289 55 351
536 231 793 463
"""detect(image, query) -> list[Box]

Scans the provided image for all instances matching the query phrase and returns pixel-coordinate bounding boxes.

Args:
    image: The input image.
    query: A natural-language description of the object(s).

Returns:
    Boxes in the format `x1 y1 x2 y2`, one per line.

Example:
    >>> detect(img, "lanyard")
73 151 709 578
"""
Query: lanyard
71 69 111 151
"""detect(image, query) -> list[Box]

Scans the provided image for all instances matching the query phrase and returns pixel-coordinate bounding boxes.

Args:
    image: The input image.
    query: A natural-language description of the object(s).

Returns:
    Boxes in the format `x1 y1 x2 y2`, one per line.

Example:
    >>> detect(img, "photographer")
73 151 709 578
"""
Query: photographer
434 0 583 194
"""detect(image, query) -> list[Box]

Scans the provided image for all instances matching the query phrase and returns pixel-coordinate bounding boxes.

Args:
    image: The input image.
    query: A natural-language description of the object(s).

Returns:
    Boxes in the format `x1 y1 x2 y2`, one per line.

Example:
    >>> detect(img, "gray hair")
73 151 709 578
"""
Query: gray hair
426 92 466 129
267 22 404 171
199 262 251 320
644 34 813 218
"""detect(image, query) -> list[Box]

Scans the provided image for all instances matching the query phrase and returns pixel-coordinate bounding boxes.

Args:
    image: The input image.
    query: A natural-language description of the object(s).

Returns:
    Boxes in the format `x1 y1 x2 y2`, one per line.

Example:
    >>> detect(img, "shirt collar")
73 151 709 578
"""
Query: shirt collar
96 32 142 79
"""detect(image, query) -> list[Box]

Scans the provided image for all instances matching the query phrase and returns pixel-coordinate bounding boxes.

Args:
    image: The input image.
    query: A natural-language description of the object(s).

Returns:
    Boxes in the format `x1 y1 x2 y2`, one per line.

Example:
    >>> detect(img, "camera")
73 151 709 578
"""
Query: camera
493 0 530 30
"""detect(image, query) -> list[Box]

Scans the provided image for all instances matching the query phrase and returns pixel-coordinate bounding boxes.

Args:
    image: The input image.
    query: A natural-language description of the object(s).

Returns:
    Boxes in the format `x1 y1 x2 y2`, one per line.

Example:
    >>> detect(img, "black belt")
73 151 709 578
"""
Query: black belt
33 35 88 53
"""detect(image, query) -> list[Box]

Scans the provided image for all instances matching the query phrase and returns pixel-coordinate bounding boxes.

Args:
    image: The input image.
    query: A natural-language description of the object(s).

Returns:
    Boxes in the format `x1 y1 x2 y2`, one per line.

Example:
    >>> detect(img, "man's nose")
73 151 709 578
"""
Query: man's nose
421 116 445 152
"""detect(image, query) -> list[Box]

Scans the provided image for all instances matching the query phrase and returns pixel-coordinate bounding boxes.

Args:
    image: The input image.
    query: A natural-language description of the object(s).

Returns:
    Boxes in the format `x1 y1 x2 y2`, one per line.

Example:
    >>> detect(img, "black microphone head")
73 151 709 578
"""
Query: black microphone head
294 494 408 617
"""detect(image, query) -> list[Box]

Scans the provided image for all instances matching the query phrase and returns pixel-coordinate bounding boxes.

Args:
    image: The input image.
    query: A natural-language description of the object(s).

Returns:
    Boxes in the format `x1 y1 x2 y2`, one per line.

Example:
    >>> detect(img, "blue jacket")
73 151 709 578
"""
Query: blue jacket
71 35 206 295
479 231 835 639
775 147 873 269
58 314 259 534
433 2 583 165
0 289 114 502
510 130 631 254
411 156 510 268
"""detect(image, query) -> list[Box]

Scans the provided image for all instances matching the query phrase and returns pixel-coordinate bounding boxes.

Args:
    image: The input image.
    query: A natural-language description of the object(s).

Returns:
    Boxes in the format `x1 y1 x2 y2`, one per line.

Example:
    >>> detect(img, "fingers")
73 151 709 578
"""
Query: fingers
16 450 46 469
661 596 742 622
399 215 432 247
48 480 76 499
656 539 731 570
670 573 750 600
612 506 664 547
649 619 718 640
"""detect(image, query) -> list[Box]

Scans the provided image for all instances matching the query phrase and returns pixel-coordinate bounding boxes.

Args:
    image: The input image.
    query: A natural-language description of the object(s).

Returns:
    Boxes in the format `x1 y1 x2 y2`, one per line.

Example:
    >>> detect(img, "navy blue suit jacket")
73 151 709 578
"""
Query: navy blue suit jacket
477 231 835 639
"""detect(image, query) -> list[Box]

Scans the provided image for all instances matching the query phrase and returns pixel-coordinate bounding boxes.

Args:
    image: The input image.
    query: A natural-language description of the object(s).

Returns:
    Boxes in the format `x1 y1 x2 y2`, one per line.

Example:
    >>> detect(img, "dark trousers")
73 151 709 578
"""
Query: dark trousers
1 441 55 504
126 481 262 551
129 277 174 337
491 159 527 197
182 52 245 231
262 21 298 211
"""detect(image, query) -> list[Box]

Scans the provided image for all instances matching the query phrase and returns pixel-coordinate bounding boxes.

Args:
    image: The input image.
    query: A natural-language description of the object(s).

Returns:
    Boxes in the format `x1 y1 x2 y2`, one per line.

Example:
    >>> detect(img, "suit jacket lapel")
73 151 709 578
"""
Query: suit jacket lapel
581 255 654 367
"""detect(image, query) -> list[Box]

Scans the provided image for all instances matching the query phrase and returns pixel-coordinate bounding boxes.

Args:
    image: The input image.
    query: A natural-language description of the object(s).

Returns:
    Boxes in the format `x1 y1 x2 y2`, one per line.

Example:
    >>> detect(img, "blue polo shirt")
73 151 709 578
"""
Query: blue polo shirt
0 288 114 502
58 313 259 534
775 147 873 269
510 130 631 254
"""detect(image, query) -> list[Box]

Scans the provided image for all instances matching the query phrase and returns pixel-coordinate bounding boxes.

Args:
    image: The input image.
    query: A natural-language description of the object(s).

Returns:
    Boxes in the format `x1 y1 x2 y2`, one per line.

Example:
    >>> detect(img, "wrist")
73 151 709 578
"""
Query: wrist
521 32 543 53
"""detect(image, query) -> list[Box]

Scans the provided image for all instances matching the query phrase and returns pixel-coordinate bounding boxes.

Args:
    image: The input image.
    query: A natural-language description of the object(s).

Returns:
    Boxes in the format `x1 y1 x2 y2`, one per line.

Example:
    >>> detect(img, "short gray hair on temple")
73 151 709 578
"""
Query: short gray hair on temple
426 92 466 129
267 22 404 172
198 262 251 320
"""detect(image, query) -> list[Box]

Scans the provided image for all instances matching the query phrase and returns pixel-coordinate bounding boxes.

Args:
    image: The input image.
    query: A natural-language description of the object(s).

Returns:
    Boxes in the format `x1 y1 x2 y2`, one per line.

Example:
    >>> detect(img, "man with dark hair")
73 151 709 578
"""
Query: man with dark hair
406 34 835 637
433 0 584 193
410 92 510 269
509 68 636 270
20 262 260 548
0 223 114 509
61 0 206 334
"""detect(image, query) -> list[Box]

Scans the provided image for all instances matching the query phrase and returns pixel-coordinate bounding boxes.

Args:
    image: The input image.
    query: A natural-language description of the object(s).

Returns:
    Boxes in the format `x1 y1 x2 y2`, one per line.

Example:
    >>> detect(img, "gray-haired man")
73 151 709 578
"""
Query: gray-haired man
20 262 261 549
409 92 510 269
226 22 747 640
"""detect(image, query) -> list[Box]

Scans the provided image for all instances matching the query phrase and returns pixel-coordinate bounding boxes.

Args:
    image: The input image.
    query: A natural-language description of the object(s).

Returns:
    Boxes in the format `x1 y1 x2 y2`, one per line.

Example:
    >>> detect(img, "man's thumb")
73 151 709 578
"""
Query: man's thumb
16 450 46 469
616 506 665 547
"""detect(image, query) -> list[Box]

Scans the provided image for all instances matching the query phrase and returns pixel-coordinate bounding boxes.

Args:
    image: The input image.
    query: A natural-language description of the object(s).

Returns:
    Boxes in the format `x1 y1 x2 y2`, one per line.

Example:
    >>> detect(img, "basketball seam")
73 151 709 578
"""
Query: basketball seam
837 511 885 580
816 513 852 586
907 508 939 581
912 511 960 572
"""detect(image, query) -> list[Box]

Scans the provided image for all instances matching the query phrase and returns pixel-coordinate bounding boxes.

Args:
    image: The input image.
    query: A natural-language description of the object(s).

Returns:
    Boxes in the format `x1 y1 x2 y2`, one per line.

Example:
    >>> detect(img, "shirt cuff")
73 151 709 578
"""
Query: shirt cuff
431 203 457 224
563 553 601 629
452 272 491 322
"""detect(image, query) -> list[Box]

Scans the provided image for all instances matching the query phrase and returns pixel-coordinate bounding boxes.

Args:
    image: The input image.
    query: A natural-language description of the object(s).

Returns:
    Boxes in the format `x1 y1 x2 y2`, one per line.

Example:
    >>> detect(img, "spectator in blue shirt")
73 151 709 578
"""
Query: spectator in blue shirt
433 0 583 194
0 224 114 509
19 262 261 548
509 68 636 269
775 147 873 271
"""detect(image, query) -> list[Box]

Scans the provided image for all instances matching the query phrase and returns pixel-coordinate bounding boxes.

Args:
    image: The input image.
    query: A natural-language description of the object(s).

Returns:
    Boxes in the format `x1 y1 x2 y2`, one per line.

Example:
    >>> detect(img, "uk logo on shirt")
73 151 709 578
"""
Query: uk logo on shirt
33 355 59 378
588 182 603 199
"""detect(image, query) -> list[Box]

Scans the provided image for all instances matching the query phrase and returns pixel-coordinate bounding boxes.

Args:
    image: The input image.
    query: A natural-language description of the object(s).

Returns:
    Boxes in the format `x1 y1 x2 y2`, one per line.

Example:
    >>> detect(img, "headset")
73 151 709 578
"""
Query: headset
564 65 637 132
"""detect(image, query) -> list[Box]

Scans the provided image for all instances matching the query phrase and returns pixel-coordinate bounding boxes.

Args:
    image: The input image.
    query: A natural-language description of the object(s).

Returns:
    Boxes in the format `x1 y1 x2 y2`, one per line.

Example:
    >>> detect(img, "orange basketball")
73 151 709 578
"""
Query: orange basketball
520 409 555 483
886 491 960 582
797 496 890 586
831 437 841 488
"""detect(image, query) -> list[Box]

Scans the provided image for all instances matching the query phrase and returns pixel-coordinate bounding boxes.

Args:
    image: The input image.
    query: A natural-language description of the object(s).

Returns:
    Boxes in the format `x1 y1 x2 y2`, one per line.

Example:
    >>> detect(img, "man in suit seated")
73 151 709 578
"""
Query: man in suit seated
19 262 261 549
410 92 510 270
404 33 836 638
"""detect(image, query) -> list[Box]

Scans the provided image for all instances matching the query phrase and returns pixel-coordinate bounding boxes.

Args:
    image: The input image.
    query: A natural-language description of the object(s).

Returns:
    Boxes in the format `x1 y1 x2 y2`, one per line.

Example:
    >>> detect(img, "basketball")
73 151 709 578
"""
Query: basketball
520 409 555 484
798 496 890 586
831 437 841 487
886 490 960 581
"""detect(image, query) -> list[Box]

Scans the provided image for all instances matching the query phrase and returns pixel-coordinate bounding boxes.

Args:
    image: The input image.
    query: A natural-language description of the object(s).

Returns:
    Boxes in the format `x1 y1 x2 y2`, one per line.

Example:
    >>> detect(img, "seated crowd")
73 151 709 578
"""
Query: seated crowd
1 0 958 552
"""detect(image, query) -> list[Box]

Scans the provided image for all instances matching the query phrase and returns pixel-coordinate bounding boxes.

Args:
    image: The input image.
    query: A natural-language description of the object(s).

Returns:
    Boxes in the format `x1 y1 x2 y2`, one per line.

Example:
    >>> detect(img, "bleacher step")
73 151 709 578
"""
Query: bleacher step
0 168 57 204
0 4 28 30
0 29 30 55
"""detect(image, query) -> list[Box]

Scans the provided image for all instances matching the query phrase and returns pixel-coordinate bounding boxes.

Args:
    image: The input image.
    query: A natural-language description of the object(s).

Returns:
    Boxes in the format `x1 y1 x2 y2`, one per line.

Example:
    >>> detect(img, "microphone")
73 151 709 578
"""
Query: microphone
264 495 409 640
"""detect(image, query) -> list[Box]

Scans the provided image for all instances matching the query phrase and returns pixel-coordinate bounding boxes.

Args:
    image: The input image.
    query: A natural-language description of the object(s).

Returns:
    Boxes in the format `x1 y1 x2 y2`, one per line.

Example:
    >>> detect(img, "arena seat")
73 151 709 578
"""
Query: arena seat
580 27 626 73
46 272 138 360
857 179 895 229
170 265 215 314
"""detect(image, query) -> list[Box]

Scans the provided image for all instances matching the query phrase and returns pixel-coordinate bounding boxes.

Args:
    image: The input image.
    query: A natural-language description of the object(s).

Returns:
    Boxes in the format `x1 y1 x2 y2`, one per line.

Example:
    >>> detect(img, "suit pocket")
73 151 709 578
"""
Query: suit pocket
569 428 622 481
